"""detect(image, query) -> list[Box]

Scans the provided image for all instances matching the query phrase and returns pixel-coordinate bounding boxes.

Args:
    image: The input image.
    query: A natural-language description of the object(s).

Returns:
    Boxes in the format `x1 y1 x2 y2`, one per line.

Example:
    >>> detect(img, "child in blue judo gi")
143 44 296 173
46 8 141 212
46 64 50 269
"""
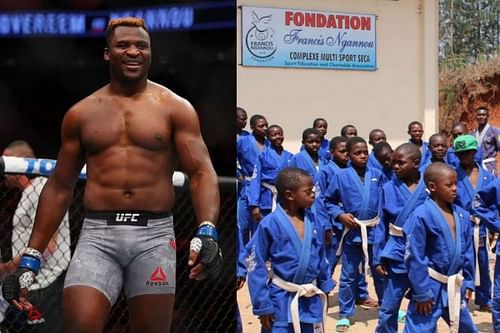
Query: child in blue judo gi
290 128 323 181
290 128 325 216
446 122 483 168
373 143 428 333
323 136 386 332
312 118 331 161
453 135 495 312
246 167 335 333
403 162 477 333
237 114 268 245
367 129 387 172
419 133 449 173
316 136 349 271
474 178 500 332
315 137 377 308
340 124 358 139
407 121 431 170
249 125 293 222
373 141 394 182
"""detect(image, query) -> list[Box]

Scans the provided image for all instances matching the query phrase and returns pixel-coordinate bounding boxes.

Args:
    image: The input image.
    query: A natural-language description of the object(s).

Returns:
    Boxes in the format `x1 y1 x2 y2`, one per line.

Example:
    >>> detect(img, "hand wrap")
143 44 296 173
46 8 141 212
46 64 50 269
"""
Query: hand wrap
2 250 40 302
190 222 223 280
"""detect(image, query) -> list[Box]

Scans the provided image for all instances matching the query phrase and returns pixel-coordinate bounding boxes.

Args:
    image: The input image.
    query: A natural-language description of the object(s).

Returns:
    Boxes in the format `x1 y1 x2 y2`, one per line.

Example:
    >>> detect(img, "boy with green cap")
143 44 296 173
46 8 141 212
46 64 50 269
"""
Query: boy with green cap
453 134 495 312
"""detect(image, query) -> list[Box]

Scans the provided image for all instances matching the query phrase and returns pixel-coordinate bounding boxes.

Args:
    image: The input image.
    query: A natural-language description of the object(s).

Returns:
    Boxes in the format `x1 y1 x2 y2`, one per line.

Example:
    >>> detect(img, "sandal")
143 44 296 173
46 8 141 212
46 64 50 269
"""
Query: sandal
398 309 406 323
356 296 378 309
336 318 351 332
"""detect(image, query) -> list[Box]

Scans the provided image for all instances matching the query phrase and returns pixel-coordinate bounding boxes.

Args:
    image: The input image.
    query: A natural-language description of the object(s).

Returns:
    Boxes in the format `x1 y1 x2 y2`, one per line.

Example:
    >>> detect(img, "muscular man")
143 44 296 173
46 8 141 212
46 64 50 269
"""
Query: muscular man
2 17 221 333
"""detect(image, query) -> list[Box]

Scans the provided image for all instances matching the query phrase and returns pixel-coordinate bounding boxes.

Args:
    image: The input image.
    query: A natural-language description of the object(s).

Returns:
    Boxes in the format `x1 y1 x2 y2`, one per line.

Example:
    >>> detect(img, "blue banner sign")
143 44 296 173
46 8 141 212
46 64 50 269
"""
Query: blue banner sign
0 2 234 37
241 6 377 71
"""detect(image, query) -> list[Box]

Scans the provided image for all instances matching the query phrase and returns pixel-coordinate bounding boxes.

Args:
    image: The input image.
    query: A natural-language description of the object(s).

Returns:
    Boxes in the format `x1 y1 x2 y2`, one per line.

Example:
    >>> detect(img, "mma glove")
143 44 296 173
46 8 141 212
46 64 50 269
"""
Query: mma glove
191 222 223 280
2 248 41 303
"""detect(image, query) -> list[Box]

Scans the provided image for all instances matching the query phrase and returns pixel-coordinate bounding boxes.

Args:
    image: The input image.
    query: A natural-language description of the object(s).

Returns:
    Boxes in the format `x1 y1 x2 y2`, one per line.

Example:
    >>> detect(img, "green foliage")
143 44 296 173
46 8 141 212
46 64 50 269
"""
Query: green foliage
439 0 499 68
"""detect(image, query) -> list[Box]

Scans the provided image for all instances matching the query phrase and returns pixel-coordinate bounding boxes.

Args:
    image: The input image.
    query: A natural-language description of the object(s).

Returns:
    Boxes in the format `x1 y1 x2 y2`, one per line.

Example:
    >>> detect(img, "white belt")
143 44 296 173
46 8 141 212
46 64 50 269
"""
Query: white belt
262 182 278 211
336 216 379 276
471 216 482 286
388 223 403 237
243 176 252 181
482 157 497 171
271 274 326 333
428 267 464 333
482 157 497 164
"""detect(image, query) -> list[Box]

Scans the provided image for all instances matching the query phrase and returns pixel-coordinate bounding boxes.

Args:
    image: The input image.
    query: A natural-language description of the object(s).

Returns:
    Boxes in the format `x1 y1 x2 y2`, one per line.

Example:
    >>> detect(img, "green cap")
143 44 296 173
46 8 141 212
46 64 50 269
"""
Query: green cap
453 134 478 152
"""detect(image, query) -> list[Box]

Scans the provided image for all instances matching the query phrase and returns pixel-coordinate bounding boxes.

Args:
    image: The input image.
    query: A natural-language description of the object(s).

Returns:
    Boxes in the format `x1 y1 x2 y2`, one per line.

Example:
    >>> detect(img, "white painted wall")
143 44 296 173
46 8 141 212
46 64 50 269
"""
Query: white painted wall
237 0 438 153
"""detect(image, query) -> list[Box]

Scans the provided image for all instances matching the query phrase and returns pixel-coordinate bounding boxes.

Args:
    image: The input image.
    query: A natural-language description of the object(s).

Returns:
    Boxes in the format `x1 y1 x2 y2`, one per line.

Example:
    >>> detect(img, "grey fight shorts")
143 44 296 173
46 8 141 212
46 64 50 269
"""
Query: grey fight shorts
64 211 176 305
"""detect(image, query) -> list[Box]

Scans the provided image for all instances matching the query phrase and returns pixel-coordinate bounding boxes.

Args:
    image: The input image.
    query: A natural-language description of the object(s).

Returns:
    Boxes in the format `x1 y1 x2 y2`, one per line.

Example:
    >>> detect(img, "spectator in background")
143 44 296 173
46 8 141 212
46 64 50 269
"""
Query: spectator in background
472 107 499 175
1 140 70 333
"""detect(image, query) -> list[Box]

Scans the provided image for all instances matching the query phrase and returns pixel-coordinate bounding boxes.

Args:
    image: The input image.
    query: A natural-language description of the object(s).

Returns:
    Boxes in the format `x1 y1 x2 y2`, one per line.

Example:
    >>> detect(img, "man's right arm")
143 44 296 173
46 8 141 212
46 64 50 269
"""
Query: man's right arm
28 107 85 252
2 106 85 309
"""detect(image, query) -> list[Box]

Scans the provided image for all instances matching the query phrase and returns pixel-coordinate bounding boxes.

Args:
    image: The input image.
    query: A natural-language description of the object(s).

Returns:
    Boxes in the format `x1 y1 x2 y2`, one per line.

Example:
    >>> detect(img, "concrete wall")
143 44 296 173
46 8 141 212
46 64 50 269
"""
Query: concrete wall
237 0 438 152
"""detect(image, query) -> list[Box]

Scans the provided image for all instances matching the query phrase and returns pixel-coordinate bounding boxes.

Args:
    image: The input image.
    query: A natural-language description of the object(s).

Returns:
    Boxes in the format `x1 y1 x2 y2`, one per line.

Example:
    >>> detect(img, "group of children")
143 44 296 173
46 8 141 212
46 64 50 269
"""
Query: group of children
236 109 499 333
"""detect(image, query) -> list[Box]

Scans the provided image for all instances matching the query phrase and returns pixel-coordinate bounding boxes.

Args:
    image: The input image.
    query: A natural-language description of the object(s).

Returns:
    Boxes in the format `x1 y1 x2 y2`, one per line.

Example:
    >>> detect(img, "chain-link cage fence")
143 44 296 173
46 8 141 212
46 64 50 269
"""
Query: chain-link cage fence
0 172 236 333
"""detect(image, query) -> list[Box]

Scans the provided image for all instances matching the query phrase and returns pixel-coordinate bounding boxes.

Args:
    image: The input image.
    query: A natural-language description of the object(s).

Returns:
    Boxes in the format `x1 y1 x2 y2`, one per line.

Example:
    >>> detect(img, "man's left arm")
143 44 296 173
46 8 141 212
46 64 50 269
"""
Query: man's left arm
170 96 221 280
171 97 219 223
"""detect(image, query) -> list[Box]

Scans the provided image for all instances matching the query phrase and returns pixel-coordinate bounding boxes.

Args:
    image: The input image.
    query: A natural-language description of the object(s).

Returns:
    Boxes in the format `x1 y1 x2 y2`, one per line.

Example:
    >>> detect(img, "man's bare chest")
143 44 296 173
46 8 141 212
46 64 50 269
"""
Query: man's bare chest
80 101 171 153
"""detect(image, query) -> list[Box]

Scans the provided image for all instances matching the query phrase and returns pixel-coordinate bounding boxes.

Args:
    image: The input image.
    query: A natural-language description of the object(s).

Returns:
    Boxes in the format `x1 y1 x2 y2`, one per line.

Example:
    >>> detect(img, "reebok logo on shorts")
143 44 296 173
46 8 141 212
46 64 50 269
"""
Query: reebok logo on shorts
145 266 169 286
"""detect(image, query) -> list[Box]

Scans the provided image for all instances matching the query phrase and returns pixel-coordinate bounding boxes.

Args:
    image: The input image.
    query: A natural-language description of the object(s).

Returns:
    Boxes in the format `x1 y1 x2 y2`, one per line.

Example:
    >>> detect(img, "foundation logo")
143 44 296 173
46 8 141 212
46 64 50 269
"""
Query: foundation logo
145 266 169 286
245 10 277 59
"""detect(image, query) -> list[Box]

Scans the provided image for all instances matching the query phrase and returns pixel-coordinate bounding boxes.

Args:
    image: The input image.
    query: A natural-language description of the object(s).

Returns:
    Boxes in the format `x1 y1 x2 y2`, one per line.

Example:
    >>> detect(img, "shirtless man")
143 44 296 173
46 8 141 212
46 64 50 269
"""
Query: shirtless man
2 17 221 333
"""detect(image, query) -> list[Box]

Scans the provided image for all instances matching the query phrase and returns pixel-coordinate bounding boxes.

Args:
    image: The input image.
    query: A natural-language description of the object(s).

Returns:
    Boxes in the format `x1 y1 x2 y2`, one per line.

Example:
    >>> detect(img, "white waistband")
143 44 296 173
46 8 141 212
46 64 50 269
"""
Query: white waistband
428 267 464 333
336 216 379 277
271 273 326 333
354 216 380 226
388 223 403 237
262 182 278 211
262 182 277 192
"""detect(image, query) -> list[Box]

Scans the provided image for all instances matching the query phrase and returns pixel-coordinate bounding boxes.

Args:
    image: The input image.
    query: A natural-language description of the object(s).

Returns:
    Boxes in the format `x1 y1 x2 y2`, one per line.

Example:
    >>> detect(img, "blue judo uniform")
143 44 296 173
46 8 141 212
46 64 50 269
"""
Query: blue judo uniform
455 164 495 308
237 134 268 244
474 178 500 333
409 140 431 170
323 166 386 318
446 147 483 168
316 160 346 271
248 145 293 216
300 138 330 161
289 150 324 215
373 177 428 333
316 160 371 299
237 130 251 195
236 224 247 333
403 199 477 333
246 206 335 333
368 152 394 182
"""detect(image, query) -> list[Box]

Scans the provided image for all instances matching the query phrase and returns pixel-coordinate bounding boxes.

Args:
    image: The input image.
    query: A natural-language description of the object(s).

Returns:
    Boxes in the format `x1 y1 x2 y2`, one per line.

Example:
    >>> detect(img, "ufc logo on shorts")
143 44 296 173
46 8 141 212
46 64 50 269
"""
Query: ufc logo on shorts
115 213 140 222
